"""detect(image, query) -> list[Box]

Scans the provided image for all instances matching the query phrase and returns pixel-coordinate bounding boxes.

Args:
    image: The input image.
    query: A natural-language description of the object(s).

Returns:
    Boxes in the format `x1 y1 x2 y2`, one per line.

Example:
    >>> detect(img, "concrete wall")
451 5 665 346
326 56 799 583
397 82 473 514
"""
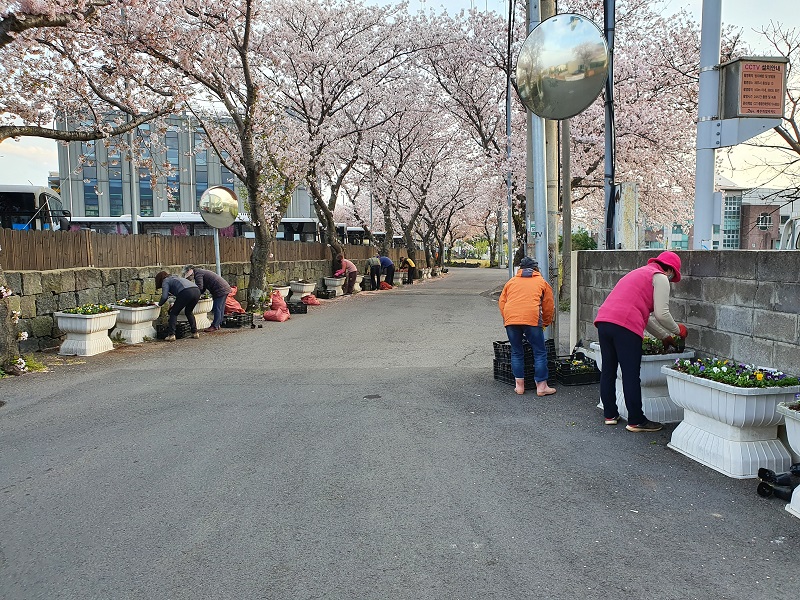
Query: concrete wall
575 250 800 376
7 259 368 352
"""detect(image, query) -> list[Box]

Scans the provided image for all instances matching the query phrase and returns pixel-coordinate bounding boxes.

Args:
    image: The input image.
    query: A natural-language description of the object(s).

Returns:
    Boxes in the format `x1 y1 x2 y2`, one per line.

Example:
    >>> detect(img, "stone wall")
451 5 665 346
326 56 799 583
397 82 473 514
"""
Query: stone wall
7 259 368 352
575 250 800 376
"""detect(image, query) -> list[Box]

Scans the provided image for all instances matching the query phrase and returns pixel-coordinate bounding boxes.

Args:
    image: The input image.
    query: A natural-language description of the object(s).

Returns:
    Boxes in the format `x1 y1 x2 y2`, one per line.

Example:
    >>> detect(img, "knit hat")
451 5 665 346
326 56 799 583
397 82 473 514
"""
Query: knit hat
181 265 195 278
519 256 538 269
647 251 682 282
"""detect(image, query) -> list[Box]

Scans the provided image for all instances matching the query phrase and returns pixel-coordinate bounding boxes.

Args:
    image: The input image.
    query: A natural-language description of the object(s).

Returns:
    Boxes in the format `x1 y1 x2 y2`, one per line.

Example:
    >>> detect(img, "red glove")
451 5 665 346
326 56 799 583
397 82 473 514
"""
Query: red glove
678 323 688 339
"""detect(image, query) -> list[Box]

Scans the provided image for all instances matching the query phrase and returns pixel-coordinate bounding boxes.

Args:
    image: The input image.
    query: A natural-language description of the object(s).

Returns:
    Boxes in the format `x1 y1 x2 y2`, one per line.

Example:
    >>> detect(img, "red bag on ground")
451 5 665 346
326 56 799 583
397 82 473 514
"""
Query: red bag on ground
225 285 245 314
302 294 321 306
263 308 290 322
379 281 393 290
270 290 288 311
263 290 290 322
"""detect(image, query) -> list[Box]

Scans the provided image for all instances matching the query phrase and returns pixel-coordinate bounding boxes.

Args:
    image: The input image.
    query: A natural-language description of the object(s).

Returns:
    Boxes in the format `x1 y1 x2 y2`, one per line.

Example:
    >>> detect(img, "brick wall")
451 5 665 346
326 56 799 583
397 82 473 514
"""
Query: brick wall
575 250 800 376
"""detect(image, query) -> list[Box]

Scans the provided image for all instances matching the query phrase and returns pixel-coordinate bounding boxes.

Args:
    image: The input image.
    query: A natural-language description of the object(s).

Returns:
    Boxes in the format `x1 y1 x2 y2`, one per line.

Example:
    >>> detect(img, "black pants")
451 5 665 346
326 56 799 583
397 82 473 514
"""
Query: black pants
407 266 416 284
597 321 645 425
344 271 357 294
370 265 381 290
384 265 395 286
169 287 201 335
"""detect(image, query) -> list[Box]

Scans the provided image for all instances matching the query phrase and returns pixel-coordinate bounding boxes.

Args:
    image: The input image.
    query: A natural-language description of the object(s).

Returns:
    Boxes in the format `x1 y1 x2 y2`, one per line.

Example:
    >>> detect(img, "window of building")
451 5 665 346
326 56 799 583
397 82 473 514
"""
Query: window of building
81 142 99 217
166 130 181 211
757 212 772 230
722 194 741 249
108 143 123 216
195 132 208 204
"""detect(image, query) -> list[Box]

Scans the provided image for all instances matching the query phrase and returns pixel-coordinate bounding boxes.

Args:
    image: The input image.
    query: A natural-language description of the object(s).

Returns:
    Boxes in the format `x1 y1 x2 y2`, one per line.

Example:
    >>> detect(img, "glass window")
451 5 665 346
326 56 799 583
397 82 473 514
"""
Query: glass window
757 212 772 231
722 195 741 249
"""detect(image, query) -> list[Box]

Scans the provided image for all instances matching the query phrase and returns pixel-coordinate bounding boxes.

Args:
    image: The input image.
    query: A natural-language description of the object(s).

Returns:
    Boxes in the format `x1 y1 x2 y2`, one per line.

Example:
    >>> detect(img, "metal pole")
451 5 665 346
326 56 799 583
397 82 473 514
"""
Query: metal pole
603 0 615 250
505 0 515 279
526 0 548 281
693 0 722 249
213 228 222 275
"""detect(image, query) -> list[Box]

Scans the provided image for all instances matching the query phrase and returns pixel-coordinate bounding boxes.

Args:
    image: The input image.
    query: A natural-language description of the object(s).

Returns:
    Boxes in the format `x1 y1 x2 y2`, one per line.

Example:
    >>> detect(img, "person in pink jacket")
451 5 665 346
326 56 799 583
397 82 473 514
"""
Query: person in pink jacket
594 251 688 432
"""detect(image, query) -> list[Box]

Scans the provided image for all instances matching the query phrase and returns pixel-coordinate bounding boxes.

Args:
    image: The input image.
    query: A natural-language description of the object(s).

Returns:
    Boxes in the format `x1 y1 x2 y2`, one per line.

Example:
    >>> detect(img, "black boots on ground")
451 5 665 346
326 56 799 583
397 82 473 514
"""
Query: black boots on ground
757 464 800 502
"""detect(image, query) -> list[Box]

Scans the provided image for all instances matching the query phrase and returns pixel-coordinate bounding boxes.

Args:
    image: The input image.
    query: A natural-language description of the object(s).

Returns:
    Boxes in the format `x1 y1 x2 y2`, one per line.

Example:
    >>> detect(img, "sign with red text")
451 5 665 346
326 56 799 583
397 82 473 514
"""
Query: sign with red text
720 57 788 120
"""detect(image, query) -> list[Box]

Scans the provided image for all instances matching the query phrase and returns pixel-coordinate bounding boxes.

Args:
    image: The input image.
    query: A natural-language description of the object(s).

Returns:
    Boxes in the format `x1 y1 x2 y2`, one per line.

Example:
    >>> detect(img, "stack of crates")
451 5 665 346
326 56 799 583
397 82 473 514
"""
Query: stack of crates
493 339 557 387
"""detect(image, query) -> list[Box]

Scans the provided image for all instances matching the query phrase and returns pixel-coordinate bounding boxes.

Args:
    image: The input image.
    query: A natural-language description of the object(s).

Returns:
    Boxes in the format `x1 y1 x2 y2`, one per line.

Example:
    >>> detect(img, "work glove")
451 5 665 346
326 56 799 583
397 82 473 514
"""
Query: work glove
678 323 688 339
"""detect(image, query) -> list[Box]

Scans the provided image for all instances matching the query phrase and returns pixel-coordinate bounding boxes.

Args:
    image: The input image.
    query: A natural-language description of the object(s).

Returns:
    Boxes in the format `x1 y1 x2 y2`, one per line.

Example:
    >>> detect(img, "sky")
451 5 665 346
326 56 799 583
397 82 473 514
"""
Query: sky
0 0 796 188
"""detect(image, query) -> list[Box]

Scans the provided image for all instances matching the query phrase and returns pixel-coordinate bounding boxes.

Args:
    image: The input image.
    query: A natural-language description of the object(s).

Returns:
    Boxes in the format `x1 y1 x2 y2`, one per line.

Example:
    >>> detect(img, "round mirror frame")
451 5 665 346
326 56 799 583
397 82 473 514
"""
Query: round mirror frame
198 185 239 229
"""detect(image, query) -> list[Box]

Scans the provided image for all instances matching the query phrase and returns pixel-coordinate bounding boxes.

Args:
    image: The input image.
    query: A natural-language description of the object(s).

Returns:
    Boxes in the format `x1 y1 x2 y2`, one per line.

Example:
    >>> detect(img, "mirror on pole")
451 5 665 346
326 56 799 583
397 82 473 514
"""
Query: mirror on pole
199 186 238 275
516 13 609 120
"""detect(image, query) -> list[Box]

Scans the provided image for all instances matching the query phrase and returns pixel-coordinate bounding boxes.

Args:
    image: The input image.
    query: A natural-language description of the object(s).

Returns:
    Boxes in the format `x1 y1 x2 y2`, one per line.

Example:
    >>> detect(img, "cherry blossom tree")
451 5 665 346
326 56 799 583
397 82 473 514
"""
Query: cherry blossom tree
0 1 175 144
259 0 436 263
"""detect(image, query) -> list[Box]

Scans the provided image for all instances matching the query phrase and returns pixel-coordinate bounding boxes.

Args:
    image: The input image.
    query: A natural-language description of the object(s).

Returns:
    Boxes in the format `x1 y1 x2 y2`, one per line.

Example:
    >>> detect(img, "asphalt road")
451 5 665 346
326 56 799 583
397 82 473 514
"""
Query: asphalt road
1 267 797 600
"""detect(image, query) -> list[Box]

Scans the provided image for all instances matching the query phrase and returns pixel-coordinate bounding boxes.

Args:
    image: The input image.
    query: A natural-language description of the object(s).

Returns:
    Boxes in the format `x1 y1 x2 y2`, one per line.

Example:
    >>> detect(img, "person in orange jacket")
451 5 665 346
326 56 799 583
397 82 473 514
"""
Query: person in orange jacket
498 256 556 396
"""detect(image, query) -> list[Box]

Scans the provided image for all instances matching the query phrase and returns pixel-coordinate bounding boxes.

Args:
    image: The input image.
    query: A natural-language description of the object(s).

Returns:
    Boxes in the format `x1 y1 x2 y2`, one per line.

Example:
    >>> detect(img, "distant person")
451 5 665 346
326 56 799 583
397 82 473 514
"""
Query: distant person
334 254 358 295
155 271 201 341
366 254 382 290
594 251 687 432
379 254 395 288
400 256 416 285
182 265 231 331
498 257 556 396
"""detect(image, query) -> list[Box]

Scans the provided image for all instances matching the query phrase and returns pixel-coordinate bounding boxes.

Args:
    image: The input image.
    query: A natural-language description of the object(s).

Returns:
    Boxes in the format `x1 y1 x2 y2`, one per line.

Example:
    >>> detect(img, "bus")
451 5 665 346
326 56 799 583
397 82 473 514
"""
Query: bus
0 185 71 230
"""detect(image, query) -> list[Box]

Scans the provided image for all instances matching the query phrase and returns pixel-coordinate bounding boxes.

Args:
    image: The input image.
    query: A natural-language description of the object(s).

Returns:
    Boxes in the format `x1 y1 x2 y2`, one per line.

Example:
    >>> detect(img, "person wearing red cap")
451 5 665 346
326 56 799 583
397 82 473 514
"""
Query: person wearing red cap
594 251 687 432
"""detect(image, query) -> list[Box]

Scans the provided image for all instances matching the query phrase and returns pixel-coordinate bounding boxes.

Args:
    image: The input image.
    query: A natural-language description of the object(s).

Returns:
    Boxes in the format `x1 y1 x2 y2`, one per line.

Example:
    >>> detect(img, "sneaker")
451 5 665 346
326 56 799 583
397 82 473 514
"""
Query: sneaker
626 419 663 432
164 334 176 342
191 332 200 339
604 415 621 425
204 326 219 332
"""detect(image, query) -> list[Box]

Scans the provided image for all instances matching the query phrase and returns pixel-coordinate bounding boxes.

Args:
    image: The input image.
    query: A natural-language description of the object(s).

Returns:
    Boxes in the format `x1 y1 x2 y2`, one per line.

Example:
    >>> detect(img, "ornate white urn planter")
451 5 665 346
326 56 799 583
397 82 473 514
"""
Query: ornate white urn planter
55 310 119 356
591 342 694 423
289 280 316 298
393 271 405 286
324 276 345 297
177 296 213 329
663 366 799 479
353 274 364 293
110 304 160 344
776 402 800 519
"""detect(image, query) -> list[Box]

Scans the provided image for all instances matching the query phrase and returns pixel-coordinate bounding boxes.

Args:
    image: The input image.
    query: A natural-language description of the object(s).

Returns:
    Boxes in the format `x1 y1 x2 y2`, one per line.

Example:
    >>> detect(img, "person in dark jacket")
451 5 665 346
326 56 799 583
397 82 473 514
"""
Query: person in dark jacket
379 254 395 288
366 255 382 291
156 271 201 341
182 265 231 331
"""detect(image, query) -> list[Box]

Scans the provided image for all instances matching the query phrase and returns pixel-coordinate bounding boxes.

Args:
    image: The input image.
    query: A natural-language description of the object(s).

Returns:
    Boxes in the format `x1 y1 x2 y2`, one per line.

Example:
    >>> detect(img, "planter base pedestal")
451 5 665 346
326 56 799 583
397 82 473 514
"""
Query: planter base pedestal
615 384 684 423
114 323 156 345
668 411 791 479
59 331 114 357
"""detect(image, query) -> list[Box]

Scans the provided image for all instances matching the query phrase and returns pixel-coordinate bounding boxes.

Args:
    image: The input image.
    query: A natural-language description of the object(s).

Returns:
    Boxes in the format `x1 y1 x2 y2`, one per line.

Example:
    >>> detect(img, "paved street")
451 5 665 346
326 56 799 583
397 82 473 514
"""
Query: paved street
1 267 797 600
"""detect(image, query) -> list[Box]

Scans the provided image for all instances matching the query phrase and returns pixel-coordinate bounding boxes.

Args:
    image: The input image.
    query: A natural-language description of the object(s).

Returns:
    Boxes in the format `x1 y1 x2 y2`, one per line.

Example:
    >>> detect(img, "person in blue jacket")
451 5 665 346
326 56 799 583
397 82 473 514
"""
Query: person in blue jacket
379 254 394 288
182 265 232 331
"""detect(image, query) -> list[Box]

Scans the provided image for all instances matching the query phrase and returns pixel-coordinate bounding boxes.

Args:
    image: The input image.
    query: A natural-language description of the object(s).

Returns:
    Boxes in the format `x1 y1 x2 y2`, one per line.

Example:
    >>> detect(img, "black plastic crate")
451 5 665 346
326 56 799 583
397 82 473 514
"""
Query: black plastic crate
494 338 556 363
222 313 254 328
554 356 601 386
493 359 537 386
156 321 191 339
316 289 335 299
287 302 308 314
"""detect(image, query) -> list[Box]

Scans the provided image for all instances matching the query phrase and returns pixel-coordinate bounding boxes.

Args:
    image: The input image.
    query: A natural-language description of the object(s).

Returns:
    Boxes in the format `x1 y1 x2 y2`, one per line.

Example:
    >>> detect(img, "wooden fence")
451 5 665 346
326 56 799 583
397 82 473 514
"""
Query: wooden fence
0 229 405 271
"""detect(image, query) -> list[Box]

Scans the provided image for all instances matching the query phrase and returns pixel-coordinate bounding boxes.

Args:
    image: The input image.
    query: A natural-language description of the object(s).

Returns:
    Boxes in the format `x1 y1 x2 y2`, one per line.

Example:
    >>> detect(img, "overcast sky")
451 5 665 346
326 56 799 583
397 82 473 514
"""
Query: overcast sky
0 0 796 187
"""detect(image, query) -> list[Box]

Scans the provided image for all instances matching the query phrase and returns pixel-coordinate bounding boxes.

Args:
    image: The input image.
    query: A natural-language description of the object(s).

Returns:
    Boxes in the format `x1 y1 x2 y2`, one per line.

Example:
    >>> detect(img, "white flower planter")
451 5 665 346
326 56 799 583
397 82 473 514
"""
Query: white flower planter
353 275 363 293
776 402 800 519
324 276 345 297
273 285 290 299
55 310 119 357
663 366 800 479
110 304 160 344
177 296 213 329
290 280 316 298
393 271 405 286
590 342 694 423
